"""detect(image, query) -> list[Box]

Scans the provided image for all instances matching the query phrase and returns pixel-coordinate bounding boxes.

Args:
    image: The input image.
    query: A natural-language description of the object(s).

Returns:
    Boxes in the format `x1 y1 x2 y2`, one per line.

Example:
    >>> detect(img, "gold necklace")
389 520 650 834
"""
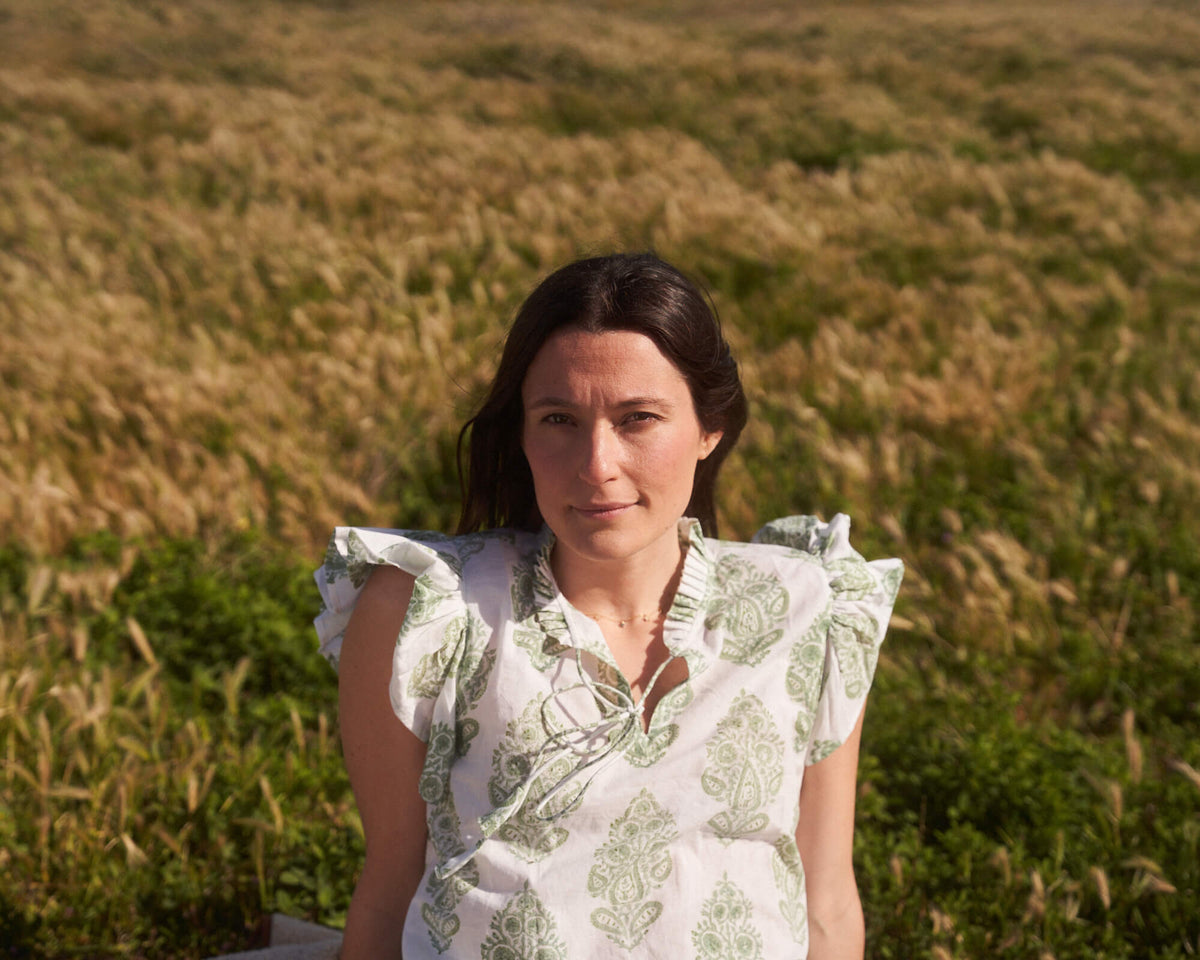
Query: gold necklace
578 606 667 629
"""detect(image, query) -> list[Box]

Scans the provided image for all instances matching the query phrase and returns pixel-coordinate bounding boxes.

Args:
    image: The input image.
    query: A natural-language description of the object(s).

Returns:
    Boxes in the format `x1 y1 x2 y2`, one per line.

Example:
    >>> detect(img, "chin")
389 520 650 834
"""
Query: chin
557 514 680 566
559 529 637 562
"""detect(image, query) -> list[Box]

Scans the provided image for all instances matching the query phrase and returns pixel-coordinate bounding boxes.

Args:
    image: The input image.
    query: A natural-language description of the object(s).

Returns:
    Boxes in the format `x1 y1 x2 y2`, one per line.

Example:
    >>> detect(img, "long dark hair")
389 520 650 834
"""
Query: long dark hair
456 253 747 537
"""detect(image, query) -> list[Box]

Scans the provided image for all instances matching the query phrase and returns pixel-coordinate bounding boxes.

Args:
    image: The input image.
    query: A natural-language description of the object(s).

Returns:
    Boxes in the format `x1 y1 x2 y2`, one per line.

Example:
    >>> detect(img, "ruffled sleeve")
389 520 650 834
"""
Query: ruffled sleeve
754 513 903 765
313 527 467 740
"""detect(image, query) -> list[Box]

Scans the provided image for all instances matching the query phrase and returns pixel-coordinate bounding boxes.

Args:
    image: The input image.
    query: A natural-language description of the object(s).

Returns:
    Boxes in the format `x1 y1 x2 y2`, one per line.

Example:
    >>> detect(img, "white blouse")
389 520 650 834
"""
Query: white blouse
315 514 902 960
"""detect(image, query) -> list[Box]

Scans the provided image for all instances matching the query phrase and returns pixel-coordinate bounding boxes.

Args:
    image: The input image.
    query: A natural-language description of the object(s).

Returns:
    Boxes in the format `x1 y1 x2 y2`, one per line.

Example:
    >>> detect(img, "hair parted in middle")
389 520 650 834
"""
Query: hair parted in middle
456 252 748 537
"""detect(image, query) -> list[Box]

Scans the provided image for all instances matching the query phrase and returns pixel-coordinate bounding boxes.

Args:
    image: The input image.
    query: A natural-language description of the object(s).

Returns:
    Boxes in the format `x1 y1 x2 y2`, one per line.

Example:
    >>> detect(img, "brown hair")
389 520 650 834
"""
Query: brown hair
456 252 747 537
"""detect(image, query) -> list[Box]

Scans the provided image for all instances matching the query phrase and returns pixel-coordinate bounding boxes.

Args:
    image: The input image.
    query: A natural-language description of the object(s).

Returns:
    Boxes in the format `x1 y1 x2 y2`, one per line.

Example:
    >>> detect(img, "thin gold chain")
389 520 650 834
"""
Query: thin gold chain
576 606 666 629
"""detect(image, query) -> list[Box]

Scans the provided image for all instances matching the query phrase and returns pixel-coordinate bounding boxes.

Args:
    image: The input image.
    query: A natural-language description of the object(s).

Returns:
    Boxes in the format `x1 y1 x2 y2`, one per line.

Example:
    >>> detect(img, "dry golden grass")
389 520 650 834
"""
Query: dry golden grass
2 0 1199 731
1 3 1197 551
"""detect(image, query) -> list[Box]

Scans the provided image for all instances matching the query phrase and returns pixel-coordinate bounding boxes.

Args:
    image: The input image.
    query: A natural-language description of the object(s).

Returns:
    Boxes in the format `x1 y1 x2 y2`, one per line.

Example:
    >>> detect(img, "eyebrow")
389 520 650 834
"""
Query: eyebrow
526 396 676 411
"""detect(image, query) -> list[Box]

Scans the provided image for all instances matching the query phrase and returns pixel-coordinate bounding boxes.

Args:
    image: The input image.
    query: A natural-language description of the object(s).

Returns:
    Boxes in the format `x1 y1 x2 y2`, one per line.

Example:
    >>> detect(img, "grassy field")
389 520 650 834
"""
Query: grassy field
2 0 1199 956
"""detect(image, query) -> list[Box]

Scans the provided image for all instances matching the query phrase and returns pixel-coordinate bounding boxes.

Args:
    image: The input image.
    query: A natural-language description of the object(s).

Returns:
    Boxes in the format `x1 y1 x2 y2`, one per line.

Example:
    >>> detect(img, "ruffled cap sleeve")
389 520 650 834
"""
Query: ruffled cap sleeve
754 513 903 764
313 527 465 739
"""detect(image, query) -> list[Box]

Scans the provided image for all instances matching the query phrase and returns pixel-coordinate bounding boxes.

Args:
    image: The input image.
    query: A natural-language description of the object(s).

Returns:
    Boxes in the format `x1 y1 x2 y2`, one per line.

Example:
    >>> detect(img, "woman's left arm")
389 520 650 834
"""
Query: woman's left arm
794 705 868 960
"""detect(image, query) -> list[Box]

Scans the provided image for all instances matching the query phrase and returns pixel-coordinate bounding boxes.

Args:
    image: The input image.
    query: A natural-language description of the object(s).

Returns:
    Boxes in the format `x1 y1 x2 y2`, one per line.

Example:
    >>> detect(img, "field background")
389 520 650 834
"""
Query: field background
2 0 1199 956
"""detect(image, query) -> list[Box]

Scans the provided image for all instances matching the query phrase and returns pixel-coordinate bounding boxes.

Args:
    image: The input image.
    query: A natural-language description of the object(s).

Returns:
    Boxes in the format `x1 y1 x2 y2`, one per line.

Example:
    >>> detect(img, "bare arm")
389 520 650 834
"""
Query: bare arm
795 706 868 960
338 565 428 960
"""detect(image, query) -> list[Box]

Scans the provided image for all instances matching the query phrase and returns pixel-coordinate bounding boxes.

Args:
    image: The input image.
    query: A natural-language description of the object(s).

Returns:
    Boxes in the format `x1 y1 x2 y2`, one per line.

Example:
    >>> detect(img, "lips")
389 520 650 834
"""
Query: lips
574 502 635 518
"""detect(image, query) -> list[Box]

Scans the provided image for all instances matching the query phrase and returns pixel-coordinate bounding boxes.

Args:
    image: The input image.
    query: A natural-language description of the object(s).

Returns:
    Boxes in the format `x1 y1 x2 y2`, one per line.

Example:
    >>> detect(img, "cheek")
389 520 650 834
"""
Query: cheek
640 432 704 484
668 428 708 463
522 439 562 491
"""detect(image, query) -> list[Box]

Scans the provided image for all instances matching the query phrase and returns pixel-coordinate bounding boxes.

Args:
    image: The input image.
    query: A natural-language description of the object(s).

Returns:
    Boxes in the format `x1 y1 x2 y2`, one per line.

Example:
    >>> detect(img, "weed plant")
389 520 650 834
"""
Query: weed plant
1 0 1198 956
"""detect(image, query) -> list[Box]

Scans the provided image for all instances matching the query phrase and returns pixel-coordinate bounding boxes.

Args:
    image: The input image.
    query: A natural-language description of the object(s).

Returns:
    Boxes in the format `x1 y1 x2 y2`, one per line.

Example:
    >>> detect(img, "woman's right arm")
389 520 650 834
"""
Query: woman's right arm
337 566 428 960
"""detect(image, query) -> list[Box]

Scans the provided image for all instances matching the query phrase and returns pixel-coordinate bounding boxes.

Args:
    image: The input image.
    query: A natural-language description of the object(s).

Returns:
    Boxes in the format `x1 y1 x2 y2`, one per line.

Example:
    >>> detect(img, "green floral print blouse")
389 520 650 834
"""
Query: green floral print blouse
315 515 902 959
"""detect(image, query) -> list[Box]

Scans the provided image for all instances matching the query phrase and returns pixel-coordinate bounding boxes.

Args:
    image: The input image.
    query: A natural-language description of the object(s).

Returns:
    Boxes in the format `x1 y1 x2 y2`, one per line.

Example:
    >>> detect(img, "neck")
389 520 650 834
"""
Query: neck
551 528 686 622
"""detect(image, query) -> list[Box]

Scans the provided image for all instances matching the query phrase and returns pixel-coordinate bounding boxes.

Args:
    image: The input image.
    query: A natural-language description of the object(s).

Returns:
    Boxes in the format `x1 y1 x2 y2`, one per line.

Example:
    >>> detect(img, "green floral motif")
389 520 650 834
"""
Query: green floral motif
481 882 569 960
785 610 830 751
456 641 496 755
510 547 570 669
691 874 763 960
882 562 904 599
513 625 567 672
321 538 349 586
622 720 680 768
323 528 510 591
510 551 541 622
324 529 376 587
426 790 464 860
825 556 878 601
419 725 482 951
422 776 478 954
753 515 826 553
391 530 480 578
487 699 574 862
701 692 785 839
510 547 559 622
588 789 678 949
406 573 455 625
407 611 494 754
772 836 808 944
707 556 789 666
407 613 468 700
592 659 624 694
419 722 457 804
829 608 880 700
445 531 491 571
807 740 840 764
610 659 686 768
424 865 477 954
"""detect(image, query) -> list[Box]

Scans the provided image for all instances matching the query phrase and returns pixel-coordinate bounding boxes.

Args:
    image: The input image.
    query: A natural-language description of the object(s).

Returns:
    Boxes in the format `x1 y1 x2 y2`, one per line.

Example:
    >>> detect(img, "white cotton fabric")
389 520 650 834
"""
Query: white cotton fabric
314 515 902 960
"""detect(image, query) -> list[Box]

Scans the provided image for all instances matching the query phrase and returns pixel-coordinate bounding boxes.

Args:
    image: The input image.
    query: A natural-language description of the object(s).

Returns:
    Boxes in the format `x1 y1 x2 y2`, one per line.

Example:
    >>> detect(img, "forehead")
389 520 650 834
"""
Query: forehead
521 328 690 399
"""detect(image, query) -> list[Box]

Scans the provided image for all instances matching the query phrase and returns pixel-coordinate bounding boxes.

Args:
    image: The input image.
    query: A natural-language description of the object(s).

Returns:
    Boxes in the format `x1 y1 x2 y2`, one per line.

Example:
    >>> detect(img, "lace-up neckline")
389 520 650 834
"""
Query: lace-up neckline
433 518 712 880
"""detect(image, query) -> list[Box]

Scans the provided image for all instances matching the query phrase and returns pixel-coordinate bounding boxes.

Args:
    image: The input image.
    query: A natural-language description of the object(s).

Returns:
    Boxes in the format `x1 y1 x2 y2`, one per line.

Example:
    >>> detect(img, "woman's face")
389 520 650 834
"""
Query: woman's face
521 327 722 572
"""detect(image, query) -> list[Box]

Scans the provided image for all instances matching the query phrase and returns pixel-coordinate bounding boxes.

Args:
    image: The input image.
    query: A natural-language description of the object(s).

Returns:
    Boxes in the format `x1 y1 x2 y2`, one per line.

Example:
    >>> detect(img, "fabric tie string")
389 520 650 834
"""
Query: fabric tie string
433 647 676 881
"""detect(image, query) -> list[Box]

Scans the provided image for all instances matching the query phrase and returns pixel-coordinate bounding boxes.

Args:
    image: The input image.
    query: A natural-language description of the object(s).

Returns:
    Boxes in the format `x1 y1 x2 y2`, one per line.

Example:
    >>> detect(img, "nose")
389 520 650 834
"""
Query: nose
578 423 618 484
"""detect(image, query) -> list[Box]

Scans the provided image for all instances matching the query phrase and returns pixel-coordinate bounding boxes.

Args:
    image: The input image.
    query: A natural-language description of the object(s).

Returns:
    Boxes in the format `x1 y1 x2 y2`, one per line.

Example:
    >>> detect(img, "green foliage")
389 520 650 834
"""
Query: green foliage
859 678 1200 958
77 531 333 715
0 542 29 610
2 567 358 958
0 885 40 958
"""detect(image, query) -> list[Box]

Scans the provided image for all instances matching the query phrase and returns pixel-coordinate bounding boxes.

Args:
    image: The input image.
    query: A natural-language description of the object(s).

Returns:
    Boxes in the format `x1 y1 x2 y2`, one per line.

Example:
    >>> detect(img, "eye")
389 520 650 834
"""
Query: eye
541 412 573 425
622 411 661 425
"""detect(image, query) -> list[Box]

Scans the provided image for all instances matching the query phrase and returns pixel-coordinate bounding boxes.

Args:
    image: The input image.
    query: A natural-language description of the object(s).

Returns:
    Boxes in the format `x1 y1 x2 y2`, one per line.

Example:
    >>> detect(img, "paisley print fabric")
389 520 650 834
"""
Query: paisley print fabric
692 875 764 960
314 515 902 958
486 698 574 862
701 692 786 840
707 556 790 666
481 883 568 960
587 789 679 949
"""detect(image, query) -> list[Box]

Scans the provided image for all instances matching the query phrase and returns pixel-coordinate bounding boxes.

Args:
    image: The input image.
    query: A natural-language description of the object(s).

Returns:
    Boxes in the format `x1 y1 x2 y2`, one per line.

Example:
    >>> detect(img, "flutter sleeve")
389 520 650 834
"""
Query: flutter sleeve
754 513 903 765
313 526 467 740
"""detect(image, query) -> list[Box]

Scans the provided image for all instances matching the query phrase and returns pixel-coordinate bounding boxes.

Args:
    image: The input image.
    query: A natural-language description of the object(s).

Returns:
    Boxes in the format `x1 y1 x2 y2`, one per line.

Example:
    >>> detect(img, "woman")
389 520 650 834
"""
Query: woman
317 253 902 959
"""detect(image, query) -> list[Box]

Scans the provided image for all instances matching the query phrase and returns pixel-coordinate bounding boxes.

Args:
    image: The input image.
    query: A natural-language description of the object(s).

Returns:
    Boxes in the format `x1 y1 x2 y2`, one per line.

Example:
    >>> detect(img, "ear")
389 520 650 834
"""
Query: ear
698 430 723 460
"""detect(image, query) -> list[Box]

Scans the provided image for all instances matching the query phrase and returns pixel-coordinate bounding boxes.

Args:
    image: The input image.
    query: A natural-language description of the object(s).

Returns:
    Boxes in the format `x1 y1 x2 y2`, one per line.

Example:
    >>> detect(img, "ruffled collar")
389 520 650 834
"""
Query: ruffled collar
530 517 712 660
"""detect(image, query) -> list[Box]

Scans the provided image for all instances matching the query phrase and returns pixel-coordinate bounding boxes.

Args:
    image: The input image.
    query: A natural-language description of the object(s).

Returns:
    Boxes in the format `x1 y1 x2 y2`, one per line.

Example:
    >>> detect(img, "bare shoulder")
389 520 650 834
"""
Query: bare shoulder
360 563 417 602
349 565 417 630
338 566 416 703
337 562 424 810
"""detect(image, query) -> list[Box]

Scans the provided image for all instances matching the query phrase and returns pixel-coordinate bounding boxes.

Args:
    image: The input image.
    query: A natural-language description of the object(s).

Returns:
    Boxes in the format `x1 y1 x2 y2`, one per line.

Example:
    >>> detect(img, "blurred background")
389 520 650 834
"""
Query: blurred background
1 1 1198 956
